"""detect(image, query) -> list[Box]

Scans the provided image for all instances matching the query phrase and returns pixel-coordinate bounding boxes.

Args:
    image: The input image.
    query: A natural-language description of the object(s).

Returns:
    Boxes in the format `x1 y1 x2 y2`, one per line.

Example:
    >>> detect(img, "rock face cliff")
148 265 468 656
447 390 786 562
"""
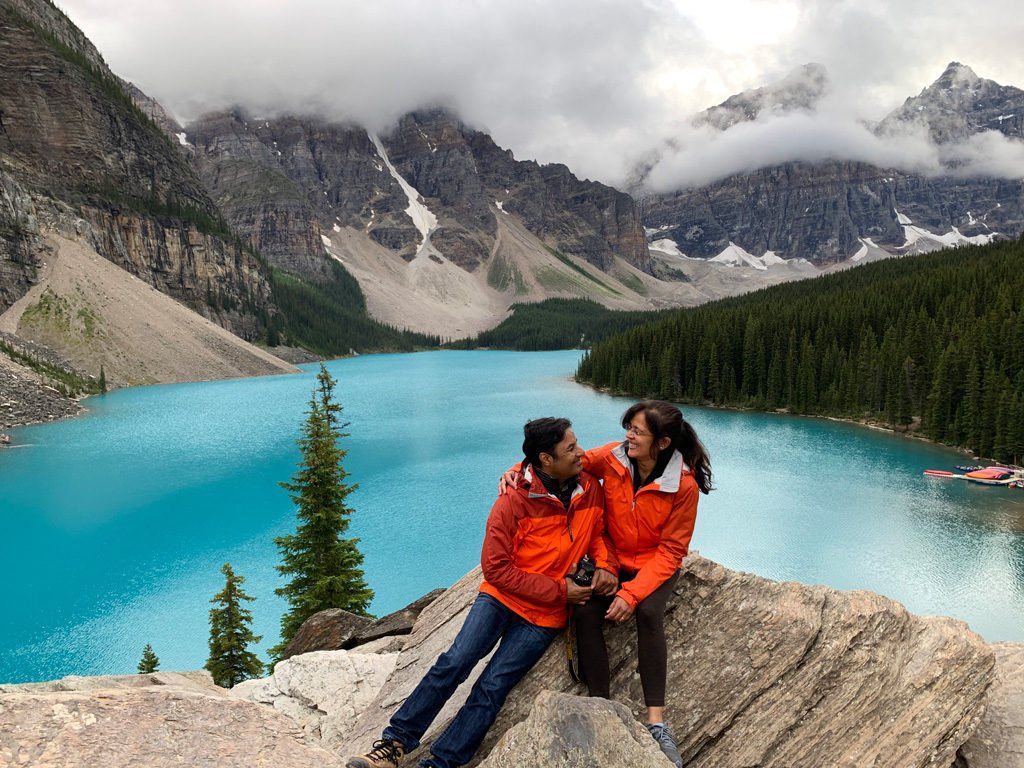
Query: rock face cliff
0 0 274 336
638 62 1024 265
187 107 651 280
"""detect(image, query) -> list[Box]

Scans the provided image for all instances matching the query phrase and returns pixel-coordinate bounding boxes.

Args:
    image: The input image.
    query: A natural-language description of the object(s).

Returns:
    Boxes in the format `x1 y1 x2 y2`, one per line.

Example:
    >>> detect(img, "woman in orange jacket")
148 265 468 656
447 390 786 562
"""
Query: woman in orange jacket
502 400 712 768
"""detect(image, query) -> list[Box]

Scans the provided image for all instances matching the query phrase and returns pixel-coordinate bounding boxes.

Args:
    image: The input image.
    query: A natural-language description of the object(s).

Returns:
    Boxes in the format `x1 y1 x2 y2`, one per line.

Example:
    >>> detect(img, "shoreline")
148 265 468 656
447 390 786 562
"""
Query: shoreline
575 379 1016 466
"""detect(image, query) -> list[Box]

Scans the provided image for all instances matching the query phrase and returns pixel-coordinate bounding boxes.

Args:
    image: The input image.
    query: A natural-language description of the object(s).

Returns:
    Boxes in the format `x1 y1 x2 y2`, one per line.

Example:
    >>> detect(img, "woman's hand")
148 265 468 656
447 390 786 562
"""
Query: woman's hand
591 568 618 596
498 470 521 494
605 596 634 622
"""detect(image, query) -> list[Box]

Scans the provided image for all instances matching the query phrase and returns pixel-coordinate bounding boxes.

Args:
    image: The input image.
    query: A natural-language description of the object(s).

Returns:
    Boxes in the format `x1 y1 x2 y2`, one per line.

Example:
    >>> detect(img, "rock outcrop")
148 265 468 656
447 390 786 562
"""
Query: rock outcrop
2 559 1015 768
281 588 445 660
348 587 447 648
231 647 400 745
339 555 995 768
0 669 219 694
0 685 344 767
478 690 672 768
282 608 374 660
958 641 1024 768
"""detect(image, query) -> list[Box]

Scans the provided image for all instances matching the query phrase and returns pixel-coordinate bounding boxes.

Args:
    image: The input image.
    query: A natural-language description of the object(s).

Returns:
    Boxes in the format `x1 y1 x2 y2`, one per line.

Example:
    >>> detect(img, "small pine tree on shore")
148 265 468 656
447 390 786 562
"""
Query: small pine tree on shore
205 563 264 688
271 364 373 660
137 643 159 673
98 364 106 393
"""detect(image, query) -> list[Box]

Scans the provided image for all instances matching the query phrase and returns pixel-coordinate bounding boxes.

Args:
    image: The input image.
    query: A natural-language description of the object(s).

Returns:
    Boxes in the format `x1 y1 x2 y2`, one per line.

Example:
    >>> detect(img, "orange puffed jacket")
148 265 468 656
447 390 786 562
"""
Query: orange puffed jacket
582 441 698 609
480 464 616 628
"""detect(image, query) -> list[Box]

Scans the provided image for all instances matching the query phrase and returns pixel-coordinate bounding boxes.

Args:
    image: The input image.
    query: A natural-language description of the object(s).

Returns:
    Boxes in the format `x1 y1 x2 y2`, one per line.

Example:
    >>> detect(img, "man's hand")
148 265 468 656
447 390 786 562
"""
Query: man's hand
605 595 634 622
498 470 521 494
591 568 618 596
565 578 593 605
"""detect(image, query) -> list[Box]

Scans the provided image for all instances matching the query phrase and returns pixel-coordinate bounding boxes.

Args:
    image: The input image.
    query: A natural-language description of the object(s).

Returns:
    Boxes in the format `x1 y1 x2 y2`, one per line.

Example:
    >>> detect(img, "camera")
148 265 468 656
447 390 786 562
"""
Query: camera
570 554 596 586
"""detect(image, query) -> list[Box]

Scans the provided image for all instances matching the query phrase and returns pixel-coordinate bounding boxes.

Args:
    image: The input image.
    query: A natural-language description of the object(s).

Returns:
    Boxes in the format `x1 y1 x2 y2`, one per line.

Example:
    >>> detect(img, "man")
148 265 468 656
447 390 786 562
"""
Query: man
346 417 618 768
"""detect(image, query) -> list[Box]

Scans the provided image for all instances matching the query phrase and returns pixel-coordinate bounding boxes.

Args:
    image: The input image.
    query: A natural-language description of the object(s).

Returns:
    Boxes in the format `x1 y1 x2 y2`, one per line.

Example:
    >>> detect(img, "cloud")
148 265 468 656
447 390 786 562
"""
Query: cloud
644 113 1024 192
56 0 1024 189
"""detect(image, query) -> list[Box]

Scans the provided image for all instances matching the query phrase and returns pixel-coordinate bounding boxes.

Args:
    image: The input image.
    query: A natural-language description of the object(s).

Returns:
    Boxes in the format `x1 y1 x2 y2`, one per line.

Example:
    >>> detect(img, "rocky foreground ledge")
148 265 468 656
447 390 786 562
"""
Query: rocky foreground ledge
2 555 1021 768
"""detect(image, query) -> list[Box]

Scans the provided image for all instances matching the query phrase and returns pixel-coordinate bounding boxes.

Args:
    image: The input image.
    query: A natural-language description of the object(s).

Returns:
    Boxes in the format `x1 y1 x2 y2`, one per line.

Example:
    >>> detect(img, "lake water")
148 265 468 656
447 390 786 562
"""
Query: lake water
2 350 1023 684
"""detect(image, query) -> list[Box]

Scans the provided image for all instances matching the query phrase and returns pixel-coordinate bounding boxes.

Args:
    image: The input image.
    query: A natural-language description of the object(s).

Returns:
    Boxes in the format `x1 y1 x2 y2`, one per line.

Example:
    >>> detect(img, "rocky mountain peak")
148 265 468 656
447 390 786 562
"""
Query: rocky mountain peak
878 62 1023 142
935 61 981 90
695 62 829 131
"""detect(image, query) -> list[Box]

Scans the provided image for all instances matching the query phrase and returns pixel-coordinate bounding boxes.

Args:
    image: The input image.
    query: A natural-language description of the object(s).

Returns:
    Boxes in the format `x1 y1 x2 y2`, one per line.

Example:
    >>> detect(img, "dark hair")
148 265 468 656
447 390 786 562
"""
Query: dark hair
621 400 713 494
523 417 572 468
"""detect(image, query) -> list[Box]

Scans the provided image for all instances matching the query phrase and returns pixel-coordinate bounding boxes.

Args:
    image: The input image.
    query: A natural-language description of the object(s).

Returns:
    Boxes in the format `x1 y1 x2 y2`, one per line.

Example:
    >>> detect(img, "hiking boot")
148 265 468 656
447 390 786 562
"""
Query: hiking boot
646 723 682 768
345 739 405 768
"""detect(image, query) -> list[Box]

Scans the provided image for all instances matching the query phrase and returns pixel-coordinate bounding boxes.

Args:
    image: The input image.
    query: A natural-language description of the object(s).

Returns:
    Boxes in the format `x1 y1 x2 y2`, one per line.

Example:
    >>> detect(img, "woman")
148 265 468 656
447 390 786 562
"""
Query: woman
501 400 712 768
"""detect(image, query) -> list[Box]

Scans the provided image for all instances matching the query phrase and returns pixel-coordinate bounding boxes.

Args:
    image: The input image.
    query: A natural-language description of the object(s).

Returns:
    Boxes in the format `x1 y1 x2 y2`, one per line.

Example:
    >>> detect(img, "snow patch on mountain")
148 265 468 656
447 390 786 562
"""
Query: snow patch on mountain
709 242 775 270
895 209 998 251
650 238 685 257
370 134 437 250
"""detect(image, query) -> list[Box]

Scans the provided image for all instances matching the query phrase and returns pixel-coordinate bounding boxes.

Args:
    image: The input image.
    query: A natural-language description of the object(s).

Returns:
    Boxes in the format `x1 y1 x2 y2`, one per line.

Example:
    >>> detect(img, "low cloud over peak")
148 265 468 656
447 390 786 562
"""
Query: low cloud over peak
57 0 1024 190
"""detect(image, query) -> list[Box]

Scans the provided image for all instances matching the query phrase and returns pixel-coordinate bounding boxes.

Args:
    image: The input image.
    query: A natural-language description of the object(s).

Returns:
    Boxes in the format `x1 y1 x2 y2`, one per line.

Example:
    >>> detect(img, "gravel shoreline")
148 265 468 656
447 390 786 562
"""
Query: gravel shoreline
0 364 84 442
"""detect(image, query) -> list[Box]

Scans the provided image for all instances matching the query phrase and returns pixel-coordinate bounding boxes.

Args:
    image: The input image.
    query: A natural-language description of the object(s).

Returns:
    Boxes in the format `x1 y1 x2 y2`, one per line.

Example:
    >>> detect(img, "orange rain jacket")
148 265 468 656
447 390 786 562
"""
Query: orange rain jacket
581 441 698 609
480 464 616 628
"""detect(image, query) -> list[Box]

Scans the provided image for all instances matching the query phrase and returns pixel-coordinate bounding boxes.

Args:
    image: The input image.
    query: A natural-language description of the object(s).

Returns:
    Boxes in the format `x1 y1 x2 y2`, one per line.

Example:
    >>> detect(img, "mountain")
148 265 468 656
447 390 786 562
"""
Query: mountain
636 62 1024 266
878 61 1023 143
694 62 830 131
182 107 667 337
0 0 274 337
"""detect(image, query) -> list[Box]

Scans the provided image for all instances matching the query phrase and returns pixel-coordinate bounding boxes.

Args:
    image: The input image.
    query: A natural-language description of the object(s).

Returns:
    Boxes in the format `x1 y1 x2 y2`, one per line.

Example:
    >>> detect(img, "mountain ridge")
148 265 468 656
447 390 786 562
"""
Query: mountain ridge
635 61 1023 266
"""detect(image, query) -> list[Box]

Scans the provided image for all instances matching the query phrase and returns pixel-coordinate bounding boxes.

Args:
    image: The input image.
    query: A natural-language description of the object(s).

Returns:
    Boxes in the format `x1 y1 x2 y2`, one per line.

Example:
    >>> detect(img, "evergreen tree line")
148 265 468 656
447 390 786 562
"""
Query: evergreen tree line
266 261 442 355
0 337 103 397
577 238 1024 463
447 298 671 351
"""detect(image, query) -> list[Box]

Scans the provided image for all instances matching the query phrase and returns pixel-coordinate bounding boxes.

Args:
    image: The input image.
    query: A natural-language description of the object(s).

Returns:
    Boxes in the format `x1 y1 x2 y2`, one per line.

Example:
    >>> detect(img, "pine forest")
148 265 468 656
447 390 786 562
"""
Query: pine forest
576 237 1024 463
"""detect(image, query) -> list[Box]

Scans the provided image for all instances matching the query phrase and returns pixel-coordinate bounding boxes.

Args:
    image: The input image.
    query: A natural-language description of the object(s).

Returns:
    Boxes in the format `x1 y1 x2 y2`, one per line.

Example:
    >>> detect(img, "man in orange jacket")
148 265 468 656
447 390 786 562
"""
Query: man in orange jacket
346 417 617 768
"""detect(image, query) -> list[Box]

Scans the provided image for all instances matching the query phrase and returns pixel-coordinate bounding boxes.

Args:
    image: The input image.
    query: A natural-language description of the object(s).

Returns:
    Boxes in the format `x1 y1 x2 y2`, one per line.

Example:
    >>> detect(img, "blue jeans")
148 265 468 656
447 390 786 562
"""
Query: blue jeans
382 592 558 768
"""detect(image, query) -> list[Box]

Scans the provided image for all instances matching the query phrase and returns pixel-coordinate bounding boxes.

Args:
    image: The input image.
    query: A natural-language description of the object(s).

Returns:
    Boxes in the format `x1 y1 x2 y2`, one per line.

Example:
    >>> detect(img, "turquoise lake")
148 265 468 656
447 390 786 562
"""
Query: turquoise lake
2 349 1024 684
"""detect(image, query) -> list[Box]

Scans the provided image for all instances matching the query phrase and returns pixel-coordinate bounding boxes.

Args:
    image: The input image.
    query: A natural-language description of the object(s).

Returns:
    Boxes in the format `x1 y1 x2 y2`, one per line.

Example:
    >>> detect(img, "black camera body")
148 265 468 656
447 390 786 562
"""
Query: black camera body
570 554 596 586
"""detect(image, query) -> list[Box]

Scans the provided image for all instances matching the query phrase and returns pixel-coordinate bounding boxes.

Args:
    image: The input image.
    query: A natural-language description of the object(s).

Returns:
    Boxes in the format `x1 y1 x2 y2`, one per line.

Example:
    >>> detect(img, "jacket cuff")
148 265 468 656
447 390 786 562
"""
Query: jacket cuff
556 576 568 602
616 588 638 609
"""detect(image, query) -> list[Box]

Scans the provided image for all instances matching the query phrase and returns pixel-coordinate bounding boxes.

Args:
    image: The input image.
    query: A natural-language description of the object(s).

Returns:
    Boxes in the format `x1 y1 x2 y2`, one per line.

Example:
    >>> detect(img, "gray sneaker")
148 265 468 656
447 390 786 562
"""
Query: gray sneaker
646 723 682 768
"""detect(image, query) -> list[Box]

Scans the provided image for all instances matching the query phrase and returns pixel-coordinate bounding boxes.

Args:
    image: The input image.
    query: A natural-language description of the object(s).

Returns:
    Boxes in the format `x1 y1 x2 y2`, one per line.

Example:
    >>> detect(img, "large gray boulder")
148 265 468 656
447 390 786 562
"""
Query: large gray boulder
958 641 1024 768
478 690 672 768
0 686 343 767
337 555 995 768
230 648 400 744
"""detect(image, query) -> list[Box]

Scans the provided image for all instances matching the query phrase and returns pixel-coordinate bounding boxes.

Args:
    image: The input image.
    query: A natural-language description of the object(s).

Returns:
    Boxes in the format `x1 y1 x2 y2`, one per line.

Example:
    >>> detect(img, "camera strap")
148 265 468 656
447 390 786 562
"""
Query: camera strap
565 609 583 683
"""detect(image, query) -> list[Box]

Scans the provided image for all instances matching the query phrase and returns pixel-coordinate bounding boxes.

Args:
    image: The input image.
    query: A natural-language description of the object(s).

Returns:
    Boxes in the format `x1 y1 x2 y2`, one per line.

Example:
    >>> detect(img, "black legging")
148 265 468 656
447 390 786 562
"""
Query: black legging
574 569 679 707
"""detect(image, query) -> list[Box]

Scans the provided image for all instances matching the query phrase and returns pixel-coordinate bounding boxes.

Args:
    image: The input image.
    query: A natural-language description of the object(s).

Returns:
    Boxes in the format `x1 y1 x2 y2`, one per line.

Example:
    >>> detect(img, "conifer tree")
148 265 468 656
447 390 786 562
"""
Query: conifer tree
137 643 159 673
272 364 373 660
205 563 264 688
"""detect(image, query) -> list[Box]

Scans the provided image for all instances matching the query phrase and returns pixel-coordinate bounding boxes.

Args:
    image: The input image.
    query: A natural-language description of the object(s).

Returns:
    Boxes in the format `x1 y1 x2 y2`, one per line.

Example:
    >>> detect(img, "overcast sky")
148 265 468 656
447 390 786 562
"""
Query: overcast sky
57 0 1024 189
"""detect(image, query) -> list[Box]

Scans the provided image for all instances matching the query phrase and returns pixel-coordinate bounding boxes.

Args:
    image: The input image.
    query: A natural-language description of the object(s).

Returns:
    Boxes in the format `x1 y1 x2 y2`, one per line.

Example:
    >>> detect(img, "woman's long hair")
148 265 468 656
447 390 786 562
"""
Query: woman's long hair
621 400 714 494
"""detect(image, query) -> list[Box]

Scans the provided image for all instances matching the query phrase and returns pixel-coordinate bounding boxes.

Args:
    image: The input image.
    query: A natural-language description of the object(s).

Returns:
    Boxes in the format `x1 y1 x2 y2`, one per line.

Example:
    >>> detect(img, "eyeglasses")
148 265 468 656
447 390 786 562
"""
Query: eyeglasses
625 425 651 437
